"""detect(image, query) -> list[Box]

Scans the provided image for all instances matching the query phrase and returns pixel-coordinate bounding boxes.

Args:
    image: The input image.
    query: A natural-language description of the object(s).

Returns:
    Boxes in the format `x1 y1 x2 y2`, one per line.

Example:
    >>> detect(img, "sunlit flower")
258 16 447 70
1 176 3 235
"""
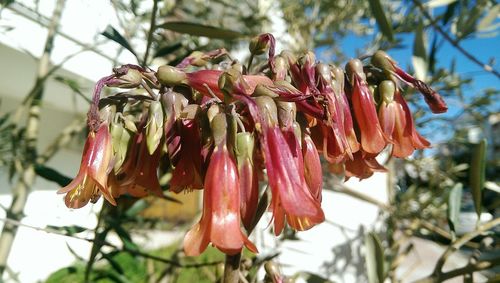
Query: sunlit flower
57 123 116 208
377 81 430 158
348 67 387 155
184 114 257 255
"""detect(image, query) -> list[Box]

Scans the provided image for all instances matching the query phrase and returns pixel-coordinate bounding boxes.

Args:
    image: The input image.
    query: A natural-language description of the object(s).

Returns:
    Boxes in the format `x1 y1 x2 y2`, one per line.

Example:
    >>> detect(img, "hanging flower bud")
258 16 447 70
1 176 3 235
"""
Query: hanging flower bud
146 100 164 155
110 121 131 172
156 65 188 86
105 68 142 88
371 50 448 114
235 132 259 231
302 134 322 202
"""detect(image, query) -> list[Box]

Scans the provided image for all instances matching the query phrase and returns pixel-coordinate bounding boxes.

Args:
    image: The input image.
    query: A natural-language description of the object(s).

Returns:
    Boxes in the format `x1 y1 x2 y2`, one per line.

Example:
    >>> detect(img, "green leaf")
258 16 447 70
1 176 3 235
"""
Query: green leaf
35 165 72 187
124 199 148 218
153 42 183 58
364 232 384 283
101 25 138 58
477 4 500 32
101 252 124 274
412 20 428 80
470 139 487 218
158 21 245 39
447 183 463 233
368 0 394 41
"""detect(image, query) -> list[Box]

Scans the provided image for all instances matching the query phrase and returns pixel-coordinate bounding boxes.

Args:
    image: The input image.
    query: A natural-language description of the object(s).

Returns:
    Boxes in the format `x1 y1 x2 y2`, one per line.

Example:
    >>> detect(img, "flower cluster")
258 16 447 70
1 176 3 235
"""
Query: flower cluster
58 34 447 256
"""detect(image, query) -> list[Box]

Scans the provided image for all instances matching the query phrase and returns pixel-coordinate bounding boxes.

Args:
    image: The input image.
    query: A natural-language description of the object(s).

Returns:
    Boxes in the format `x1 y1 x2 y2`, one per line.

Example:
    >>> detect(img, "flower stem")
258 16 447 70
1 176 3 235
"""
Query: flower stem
223 253 242 283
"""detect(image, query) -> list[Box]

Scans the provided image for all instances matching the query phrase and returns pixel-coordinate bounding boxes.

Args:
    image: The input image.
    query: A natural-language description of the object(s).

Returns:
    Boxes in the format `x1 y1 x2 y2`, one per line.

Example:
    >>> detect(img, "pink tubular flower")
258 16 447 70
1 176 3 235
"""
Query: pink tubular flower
302 134 323 202
235 132 259 231
344 151 387 180
58 123 116 208
183 114 257 256
253 96 324 235
377 81 430 158
169 119 204 193
350 73 387 155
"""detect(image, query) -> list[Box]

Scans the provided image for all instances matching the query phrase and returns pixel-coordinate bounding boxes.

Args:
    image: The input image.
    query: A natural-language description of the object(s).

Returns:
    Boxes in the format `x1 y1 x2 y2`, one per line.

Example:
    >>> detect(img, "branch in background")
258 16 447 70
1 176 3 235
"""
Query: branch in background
430 217 500 281
142 0 159 66
412 0 500 79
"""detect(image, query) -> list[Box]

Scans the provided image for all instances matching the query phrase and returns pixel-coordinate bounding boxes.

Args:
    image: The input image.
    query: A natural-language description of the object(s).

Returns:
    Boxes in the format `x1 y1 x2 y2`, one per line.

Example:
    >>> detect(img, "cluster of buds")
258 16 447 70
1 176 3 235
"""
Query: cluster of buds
58 34 447 256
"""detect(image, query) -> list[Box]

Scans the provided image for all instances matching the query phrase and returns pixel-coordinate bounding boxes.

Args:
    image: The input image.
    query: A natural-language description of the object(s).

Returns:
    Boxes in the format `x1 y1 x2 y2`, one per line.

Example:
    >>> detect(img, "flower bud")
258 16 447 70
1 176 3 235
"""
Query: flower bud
156 65 187 86
255 96 278 125
280 50 297 66
371 50 396 72
253 85 279 98
277 101 296 129
273 56 288 80
249 35 269 55
218 69 241 96
107 68 143 88
110 121 131 172
345 59 366 82
188 51 208 67
379 80 396 104
235 132 255 162
211 113 228 145
146 101 164 154
123 115 138 133
316 63 331 82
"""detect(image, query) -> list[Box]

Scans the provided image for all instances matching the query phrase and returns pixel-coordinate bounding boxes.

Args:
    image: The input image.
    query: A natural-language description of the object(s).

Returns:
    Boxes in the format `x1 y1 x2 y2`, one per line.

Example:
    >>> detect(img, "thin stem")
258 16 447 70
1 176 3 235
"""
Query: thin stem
412 0 500 79
143 0 159 66
246 54 254 74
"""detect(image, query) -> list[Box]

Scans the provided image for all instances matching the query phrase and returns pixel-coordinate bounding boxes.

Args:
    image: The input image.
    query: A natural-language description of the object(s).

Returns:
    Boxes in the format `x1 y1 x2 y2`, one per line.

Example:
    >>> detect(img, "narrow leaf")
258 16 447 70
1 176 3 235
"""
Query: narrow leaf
101 25 138 58
368 0 394 41
101 252 124 274
412 20 428 80
447 183 463 233
35 165 72 187
477 4 500 32
158 21 245 39
365 232 384 283
470 139 487 218
153 42 183 58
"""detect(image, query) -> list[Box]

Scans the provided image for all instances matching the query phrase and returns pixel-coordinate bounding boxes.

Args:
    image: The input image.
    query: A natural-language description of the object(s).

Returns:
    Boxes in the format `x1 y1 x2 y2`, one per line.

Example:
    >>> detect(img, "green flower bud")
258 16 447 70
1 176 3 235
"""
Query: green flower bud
211 113 227 145
156 65 187 86
371 50 396 72
249 35 269 55
379 80 396 104
277 101 296 129
255 96 278 125
146 101 164 154
253 85 279 98
235 132 255 163
345 59 366 82
123 114 138 133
